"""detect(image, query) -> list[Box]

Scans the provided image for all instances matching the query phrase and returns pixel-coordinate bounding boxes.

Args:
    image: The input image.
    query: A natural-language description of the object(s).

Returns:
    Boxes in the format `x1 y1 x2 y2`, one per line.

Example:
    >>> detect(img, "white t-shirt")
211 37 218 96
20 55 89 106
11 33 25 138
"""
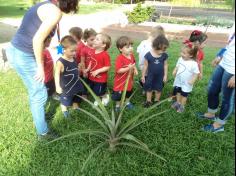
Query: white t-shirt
219 23 235 75
137 40 152 70
173 57 200 93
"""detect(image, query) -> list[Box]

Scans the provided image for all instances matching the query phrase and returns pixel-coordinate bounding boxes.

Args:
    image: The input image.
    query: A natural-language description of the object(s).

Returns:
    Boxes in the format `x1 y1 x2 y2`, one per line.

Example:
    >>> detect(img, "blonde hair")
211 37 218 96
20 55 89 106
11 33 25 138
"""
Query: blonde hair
149 25 165 38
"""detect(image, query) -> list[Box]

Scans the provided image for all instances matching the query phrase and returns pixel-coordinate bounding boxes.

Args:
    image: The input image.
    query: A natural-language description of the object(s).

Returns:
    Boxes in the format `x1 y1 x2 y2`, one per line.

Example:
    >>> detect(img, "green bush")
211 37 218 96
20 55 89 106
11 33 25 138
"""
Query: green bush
126 3 155 24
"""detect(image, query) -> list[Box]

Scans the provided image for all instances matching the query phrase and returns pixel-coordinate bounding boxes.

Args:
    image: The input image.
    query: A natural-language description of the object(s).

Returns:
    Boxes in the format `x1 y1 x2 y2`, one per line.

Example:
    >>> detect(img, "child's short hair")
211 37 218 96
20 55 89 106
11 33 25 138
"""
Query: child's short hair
189 30 208 44
183 40 199 60
116 36 133 50
83 28 97 41
149 25 165 38
69 27 83 40
152 35 169 50
98 33 112 51
60 35 77 49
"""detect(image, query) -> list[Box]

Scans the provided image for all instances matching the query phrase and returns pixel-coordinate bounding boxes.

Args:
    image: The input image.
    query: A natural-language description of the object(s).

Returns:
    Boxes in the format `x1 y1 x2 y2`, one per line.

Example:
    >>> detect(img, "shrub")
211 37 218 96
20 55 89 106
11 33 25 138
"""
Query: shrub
126 3 155 24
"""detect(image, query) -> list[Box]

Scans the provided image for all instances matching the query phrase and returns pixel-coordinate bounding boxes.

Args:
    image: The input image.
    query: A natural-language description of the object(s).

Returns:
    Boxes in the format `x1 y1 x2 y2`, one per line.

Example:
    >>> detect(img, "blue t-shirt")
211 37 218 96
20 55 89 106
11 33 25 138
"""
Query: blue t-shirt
145 52 168 76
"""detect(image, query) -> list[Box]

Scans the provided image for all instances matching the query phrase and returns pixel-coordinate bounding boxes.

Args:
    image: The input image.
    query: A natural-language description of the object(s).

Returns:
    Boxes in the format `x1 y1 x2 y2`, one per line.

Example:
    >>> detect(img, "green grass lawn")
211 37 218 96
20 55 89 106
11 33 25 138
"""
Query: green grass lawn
0 0 120 19
0 41 235 175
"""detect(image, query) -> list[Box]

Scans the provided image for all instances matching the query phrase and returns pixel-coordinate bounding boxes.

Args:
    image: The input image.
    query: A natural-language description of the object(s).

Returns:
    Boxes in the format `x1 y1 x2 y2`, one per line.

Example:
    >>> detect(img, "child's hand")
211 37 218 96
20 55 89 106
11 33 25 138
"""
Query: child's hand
134 69 138 76
91 70 100 78
128 63 135 70
198 73 203 80
83 69 88 78
228 76 235 88
56 86 62 94
211 57 221 67
163 75 168 83
172 71 177 77
188 79 194 85
141 76 145 84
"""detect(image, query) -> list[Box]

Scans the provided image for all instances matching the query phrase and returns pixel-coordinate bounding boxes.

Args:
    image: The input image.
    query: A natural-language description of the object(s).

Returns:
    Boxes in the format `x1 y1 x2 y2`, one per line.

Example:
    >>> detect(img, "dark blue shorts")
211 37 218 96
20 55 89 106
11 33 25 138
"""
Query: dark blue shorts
89 80 107 97
45 79 55 97
144 74 164 92
60 92 82 106
112 90 133 101
173 86 189 97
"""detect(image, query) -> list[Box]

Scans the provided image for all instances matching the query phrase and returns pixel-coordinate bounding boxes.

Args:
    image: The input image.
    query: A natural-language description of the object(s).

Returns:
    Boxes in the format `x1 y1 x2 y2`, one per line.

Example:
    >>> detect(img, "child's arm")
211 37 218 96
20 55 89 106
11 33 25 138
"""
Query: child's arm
198 62 203 79
134 66 138 76
163 60 168 83
55 61 64 94
117 64 135 74
188 74 198 85
172 67 178 77
91 66 111 78
141 59 148 83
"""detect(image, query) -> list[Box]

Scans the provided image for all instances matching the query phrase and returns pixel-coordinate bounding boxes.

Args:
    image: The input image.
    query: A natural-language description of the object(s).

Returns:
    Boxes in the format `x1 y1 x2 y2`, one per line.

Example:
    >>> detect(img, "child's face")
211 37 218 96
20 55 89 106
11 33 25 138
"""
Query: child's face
86 35 96 47
181 47 192 60
63 44 77 59
119 44 133 56
93 34 105 50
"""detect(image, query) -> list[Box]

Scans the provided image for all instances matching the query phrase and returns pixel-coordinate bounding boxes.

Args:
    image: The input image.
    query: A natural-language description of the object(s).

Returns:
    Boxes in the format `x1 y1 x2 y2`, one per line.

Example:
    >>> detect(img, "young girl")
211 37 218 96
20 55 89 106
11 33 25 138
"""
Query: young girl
189 30 208 79
112 36 138 112
171 40 200 113
69 27 85 71
141 35 169 108
55 36 84 118
137 25 165 87
88 33 112 106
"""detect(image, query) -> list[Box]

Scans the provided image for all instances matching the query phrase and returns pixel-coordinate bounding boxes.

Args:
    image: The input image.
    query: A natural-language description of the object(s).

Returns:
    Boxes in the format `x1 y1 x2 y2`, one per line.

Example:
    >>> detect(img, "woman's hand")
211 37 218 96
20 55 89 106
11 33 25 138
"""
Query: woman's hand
211 57 221 67
34 66 45 83
228 76 235 88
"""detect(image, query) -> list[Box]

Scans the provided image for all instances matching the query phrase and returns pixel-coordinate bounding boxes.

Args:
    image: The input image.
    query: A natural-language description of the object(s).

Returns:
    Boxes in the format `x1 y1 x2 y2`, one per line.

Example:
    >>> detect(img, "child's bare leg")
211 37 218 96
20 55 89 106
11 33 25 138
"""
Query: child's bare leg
154 91 161 102
176 93 181 104
146 91 152 102
180 96 187 106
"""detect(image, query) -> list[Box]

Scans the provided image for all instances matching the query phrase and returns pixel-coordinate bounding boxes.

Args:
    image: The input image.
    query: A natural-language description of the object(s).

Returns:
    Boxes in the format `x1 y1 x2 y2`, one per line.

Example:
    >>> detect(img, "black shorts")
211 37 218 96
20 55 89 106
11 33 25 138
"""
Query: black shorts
144 74 164 92
89 80 107 97
45 79 55 97
173 86 190 97
60 92 82 106
112 90 133 101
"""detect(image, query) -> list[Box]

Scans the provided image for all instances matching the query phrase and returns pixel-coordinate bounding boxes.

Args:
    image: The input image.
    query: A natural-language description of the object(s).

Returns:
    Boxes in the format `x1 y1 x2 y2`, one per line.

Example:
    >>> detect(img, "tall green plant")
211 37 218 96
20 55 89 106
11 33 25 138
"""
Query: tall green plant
48 74 169 172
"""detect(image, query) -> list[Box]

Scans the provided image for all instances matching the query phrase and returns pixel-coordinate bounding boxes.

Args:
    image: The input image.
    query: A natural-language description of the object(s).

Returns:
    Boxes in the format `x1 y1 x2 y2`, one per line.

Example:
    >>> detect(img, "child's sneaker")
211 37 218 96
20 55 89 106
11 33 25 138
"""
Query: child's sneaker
202 124 224 133
126 102 134 110
143 101 152 108
102 94 110 106
177 105 185 113
171 101 180 110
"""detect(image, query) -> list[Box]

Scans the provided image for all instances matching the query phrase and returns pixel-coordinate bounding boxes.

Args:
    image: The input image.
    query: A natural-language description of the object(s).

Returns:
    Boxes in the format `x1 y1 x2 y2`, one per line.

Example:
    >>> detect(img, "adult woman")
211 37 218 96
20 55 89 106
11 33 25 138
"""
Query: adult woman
6 0 79 139
197 23 235 133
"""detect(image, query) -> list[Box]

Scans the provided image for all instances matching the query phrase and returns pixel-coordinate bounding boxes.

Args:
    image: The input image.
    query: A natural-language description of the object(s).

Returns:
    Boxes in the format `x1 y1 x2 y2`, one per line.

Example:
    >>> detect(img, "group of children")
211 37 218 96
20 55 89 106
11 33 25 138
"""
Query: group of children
43 25 208 117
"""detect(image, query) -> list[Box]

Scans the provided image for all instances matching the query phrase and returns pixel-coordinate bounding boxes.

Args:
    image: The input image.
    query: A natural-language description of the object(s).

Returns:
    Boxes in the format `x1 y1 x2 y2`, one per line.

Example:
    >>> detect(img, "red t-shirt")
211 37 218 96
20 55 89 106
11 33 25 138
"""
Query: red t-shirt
113 54 136 92
89 51 111 83
81 45 95 69
75 41 86 64
43 49 54 83
197 49 204 72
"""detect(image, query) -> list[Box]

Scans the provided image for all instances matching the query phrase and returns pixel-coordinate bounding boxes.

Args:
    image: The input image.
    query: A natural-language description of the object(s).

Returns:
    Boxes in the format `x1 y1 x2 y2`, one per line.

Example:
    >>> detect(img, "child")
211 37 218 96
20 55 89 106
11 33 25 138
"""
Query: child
137 25 165 87
69 27 85 71
43 30 56 97
55 36 84 118
189 30 208 79
81 28 97 78
141 35 169 108
112 36 138 112
88 33 112 106
171 40 200 113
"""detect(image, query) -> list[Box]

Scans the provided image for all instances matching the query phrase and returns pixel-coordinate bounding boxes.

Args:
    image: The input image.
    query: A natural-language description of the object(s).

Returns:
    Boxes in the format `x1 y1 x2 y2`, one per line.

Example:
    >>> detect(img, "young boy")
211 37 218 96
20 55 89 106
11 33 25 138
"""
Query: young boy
88 33 112 106
112 36 138 112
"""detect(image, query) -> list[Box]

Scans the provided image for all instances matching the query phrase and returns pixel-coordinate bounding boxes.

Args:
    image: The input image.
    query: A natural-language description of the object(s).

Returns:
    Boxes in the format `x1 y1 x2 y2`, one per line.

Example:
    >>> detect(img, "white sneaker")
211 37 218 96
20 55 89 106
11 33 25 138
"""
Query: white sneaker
102 95 110 106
